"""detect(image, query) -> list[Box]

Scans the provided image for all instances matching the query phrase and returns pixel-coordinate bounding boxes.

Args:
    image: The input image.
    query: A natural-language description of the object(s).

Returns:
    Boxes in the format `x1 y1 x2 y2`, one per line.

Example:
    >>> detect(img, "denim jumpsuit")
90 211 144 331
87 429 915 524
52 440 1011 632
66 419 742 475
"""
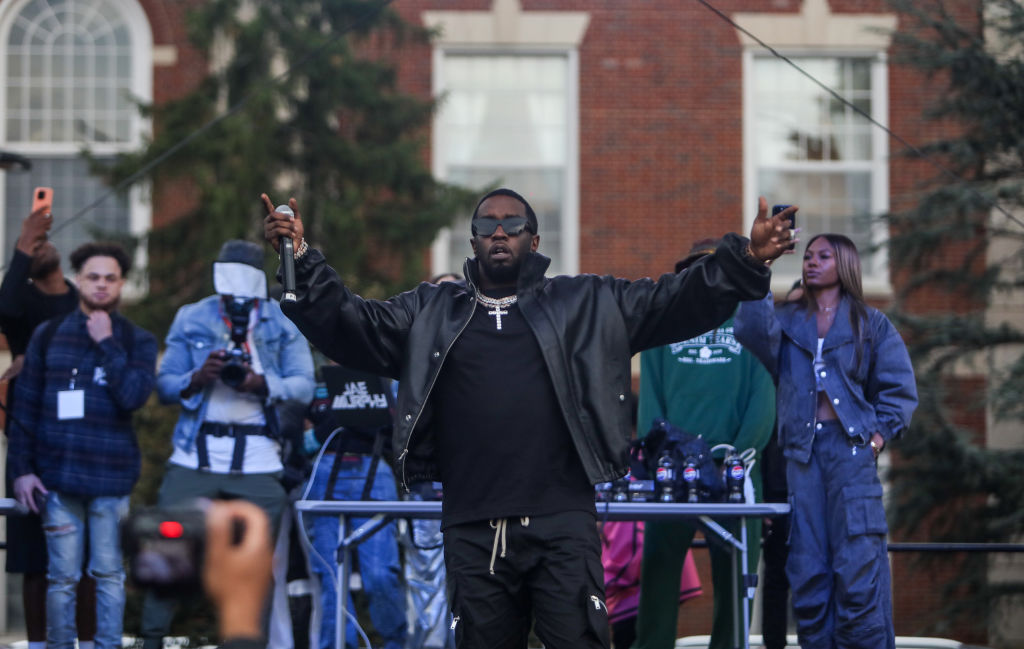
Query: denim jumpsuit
736 294 917 649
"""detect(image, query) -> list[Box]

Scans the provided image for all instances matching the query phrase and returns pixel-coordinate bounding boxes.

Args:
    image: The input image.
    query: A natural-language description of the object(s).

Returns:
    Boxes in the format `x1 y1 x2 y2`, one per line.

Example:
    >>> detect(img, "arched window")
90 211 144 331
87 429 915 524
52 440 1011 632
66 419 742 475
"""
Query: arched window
1 0 152 272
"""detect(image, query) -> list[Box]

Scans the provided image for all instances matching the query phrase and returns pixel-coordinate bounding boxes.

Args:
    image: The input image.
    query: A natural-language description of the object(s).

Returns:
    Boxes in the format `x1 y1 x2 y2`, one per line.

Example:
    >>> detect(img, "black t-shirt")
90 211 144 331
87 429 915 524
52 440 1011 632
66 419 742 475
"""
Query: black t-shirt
432 289 595 528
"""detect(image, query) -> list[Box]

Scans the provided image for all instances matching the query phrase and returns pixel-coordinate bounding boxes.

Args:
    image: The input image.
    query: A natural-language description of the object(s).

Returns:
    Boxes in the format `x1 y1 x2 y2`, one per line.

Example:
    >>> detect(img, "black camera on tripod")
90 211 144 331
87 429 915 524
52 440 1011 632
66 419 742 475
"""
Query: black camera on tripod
220 296 256 388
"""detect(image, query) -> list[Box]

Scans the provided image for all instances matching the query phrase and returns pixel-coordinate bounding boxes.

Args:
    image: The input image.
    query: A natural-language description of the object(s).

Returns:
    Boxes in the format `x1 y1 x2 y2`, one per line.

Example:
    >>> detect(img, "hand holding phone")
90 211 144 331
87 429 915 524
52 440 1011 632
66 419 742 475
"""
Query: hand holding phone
16 187 55 255
32 187 53 215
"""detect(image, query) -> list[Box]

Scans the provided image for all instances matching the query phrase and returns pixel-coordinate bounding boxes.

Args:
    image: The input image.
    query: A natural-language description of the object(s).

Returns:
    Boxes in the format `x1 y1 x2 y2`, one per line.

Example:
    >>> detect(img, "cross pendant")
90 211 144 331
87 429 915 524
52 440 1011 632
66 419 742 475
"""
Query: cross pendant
487 306 509 330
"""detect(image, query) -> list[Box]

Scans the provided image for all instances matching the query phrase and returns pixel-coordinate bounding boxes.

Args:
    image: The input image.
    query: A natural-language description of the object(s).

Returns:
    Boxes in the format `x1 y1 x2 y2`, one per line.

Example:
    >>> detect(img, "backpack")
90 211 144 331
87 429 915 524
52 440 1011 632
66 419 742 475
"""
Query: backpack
631 418 724 502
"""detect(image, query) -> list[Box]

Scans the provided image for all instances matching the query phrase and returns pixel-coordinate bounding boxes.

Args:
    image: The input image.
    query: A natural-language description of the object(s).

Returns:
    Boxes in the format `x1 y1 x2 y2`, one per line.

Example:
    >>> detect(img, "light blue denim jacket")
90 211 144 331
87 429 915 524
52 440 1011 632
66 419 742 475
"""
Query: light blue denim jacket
157 294 315 453
735 293 917 464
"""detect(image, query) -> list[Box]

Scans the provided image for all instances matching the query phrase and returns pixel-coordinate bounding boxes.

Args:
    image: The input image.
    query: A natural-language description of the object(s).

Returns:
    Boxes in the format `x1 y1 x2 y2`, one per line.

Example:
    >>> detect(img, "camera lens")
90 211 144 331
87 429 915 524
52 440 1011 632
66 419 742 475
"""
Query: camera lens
220 359 247 388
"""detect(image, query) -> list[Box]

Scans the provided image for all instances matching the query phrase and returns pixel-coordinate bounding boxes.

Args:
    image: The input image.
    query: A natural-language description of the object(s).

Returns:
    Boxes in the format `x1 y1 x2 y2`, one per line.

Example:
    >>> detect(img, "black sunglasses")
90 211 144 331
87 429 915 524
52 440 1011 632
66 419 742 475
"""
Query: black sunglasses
471 216 534 237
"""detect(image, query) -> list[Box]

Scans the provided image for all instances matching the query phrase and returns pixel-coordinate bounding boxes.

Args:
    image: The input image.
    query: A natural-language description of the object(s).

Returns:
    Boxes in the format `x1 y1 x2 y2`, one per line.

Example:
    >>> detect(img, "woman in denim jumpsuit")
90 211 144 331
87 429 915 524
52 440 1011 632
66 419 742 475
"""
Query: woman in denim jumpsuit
736 233 918 649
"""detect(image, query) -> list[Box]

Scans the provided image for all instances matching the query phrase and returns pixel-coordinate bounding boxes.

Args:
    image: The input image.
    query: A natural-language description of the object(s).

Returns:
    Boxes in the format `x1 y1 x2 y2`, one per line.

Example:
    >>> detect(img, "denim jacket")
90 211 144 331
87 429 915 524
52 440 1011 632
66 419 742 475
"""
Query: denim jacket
157 294 315 453
735 293 917 464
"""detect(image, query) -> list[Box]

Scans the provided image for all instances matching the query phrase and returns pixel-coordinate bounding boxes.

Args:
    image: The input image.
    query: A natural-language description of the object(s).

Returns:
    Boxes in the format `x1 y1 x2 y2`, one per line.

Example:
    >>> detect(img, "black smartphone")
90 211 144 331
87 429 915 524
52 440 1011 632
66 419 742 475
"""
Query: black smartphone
773 204 796 250
772 204 795 229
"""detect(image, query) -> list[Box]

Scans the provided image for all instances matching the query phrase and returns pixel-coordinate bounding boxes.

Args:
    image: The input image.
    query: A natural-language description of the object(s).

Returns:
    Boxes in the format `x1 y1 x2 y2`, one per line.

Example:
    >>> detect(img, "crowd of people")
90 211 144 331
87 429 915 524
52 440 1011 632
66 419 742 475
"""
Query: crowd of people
0 186 916 649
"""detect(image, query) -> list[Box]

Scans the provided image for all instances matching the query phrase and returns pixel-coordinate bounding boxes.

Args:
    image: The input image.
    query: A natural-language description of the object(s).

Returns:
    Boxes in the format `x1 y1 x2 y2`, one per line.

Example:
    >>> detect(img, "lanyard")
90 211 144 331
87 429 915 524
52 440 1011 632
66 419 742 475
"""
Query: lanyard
68 316 107 389
219 299 259 355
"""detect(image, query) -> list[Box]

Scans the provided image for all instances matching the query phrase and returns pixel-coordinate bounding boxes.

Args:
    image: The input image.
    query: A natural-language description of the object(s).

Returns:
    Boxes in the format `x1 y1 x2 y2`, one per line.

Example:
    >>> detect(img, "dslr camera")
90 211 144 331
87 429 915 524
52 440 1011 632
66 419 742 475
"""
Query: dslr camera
122 503 208 594
122 501 248 595
220 296 256 388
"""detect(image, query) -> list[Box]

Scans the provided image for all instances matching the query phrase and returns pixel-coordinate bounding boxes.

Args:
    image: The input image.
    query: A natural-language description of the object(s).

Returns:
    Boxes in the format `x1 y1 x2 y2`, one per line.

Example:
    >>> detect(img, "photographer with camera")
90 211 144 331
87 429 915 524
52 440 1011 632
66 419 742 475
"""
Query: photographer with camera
139 240 315 649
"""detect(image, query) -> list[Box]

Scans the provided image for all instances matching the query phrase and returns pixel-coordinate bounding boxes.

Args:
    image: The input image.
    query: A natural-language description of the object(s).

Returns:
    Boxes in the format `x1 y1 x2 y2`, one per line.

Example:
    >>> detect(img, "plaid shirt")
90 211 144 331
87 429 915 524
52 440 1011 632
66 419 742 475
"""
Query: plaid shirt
8 307 157 496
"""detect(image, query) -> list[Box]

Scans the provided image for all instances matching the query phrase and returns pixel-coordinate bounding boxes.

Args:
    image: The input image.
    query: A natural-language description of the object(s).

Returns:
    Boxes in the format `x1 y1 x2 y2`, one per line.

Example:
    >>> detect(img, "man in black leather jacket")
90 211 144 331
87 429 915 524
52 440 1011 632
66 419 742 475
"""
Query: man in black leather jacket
262 189 795 649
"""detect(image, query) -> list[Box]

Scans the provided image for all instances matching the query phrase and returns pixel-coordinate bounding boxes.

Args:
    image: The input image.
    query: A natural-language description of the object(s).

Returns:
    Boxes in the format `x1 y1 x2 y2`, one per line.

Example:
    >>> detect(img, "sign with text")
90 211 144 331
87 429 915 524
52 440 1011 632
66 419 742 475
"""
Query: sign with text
321 365 394 430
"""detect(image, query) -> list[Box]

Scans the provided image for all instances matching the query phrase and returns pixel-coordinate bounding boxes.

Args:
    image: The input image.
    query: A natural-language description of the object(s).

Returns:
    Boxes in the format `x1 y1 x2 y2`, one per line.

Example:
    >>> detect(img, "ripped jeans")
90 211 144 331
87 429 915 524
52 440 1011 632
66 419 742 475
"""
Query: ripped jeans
43 492 130 649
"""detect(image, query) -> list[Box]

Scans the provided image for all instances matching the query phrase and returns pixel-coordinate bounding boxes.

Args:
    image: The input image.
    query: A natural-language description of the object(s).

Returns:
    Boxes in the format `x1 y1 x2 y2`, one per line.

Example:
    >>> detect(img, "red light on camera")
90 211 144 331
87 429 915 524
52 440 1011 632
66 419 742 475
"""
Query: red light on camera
159 521 185 539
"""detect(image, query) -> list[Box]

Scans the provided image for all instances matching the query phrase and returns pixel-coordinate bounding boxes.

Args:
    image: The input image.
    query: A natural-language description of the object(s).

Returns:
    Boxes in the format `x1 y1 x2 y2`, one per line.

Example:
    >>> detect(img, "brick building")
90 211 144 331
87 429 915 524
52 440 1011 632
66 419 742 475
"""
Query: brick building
0 0 1010 644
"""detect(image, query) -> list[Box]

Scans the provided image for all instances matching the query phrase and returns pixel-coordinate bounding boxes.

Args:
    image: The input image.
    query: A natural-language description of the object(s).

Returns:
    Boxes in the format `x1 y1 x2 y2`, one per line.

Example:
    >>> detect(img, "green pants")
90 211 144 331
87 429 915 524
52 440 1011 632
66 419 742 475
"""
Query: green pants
633 501 762 649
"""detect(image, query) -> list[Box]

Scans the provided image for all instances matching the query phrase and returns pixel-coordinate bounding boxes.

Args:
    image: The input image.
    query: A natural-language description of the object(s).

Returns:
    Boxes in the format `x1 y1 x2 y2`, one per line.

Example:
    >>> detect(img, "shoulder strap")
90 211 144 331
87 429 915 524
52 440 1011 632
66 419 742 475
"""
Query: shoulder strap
37 312 70 360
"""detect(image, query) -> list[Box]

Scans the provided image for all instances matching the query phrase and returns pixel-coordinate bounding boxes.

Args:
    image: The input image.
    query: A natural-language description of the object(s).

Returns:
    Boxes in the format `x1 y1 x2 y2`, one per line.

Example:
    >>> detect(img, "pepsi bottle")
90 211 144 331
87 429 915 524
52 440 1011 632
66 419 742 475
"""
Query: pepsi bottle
682 455 700 503
655 451 675 503
724 451 745 503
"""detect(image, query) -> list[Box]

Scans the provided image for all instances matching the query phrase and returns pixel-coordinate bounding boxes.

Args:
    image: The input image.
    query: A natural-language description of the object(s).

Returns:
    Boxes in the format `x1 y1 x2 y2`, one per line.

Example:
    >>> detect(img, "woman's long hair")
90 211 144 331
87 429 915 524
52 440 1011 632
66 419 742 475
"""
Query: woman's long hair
799 233 870 368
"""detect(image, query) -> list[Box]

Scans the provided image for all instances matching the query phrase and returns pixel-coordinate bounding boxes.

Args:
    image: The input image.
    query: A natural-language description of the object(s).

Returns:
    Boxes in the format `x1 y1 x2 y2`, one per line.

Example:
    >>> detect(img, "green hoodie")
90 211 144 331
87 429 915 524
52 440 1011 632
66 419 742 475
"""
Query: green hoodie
638 314 775 458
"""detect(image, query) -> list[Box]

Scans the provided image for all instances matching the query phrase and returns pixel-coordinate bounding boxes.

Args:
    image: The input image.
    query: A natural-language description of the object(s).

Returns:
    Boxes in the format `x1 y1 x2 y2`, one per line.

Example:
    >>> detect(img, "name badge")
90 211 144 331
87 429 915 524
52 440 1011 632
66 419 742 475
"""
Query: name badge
58 390 85 420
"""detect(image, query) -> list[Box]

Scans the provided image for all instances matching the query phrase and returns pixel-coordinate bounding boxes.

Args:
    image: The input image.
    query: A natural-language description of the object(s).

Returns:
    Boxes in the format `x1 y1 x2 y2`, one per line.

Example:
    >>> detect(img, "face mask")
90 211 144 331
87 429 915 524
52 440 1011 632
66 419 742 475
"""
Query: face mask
213 262 267 299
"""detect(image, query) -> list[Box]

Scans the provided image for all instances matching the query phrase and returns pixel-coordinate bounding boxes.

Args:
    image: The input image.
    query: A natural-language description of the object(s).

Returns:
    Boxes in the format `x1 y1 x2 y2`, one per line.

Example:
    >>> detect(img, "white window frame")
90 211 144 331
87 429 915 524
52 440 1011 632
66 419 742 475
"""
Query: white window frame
0 0 153 288
429 46 580 278
743 49 891 295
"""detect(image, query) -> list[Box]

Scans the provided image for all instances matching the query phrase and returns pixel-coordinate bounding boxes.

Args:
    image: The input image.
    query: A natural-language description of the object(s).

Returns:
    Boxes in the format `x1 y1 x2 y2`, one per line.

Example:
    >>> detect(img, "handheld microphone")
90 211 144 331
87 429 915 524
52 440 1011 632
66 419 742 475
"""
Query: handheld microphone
276 205 297 302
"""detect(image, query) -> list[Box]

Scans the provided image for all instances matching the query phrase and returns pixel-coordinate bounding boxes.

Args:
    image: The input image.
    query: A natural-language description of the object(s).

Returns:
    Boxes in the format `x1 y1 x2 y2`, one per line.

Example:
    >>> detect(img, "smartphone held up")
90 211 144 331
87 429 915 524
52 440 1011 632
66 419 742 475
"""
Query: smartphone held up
32 186 53 216
772 203 797 250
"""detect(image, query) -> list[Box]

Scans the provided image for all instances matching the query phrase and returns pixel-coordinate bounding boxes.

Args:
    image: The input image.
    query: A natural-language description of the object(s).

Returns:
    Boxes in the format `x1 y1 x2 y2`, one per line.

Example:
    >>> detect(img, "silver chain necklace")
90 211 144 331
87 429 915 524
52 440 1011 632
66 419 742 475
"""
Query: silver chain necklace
474 289 517 331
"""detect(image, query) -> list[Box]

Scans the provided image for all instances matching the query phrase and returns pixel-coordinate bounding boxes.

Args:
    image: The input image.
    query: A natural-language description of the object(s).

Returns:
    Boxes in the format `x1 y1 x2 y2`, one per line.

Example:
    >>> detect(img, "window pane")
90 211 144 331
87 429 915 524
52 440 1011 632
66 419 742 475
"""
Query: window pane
30 52 45 77
7 85 24 109
7 117 23 140
8 52 25 77
74 50 89 77
9 22 26 45
51 115 70 140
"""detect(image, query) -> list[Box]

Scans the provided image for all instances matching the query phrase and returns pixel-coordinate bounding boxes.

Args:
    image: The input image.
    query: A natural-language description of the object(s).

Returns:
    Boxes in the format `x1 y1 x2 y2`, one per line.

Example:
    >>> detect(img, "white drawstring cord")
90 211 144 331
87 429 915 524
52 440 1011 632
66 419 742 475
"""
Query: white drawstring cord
488 517 530 574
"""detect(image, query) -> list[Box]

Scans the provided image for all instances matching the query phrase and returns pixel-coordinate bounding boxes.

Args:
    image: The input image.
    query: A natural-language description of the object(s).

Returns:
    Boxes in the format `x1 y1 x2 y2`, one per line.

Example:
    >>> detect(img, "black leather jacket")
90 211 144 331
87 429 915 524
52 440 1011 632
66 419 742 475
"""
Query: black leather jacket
282 232 770 490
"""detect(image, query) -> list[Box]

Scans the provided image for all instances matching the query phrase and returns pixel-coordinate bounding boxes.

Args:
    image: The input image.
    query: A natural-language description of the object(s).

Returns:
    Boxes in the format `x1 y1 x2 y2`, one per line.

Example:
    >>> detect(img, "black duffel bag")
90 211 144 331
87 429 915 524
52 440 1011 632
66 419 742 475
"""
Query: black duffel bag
630 418 724 502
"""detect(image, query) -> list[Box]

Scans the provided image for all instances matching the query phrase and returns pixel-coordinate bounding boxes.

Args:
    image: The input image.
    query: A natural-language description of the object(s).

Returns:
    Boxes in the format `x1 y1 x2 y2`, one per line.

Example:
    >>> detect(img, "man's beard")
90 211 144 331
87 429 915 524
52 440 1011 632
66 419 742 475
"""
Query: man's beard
478 256 521 286
81 293 120 313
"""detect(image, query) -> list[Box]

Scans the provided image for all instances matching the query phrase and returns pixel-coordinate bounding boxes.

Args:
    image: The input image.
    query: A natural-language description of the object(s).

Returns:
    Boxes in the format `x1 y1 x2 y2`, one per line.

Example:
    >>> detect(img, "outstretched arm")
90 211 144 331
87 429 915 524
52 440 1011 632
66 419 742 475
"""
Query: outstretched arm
259 193 414 378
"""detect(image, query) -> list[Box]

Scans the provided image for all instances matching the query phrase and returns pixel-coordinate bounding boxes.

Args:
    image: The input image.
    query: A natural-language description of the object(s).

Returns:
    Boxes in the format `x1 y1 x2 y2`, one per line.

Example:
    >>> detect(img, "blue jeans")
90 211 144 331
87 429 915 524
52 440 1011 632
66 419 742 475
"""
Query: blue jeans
306 454 406 649
43 492 129 649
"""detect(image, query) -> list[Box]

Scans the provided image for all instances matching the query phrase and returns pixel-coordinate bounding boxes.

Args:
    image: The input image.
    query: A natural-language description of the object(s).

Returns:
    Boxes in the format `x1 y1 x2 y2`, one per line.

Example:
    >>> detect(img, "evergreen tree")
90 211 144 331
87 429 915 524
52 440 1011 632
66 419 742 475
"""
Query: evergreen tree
883 0 1024 640
106 0 475 336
